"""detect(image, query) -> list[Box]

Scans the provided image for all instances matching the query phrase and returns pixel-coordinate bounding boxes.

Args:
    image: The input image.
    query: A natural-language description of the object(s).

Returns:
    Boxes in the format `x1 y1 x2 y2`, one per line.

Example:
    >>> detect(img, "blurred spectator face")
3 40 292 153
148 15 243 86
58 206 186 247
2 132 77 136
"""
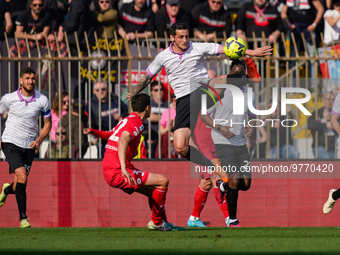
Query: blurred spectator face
208 0 223 12
166 3 180 17
99 0 110 11
254 0 268 8
30 0 43 15
62 95 69 112
134 0 146 10
324 93 335 110
94 82 108 102
55 127 67 143
151 84 164 102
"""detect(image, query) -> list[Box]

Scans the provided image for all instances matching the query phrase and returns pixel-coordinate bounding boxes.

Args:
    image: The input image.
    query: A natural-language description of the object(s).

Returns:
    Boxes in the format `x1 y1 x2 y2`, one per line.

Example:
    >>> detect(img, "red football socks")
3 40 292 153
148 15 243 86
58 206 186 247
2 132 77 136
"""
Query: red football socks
191 185 209 218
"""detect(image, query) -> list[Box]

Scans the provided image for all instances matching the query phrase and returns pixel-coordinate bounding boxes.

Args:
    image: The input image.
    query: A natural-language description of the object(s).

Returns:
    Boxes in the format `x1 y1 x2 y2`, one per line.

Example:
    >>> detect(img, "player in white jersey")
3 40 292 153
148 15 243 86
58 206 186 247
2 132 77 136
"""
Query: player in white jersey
131 22 271 187
323 93 340 214
0 67 52 228
201 60 255 227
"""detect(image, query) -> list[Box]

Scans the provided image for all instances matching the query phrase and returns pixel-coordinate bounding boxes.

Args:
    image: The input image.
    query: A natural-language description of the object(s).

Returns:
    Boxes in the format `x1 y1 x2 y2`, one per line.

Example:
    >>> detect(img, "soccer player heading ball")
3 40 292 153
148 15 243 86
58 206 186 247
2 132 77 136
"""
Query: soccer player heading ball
131 22 272 200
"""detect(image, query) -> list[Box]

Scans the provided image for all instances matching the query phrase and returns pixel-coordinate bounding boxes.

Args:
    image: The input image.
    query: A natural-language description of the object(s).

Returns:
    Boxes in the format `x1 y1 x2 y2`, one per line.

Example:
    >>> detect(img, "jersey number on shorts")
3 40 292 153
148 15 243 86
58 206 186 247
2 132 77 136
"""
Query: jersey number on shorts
109 118 128 142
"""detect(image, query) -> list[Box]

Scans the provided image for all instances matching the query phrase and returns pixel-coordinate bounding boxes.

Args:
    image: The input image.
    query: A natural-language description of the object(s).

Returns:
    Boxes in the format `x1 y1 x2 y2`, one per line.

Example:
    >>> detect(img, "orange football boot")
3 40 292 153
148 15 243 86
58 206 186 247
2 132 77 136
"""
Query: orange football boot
246 57 261 83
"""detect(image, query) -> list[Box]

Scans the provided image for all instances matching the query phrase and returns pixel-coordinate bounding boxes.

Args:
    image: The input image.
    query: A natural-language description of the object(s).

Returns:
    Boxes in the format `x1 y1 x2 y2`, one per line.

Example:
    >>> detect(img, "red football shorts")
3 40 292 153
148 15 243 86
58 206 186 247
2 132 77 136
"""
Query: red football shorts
103 166 149 195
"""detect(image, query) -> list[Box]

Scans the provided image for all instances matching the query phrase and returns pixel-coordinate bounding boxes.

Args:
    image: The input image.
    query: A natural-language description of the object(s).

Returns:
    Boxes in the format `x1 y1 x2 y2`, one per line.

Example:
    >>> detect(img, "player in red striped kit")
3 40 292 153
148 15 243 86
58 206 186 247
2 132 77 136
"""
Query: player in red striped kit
83 94 181 231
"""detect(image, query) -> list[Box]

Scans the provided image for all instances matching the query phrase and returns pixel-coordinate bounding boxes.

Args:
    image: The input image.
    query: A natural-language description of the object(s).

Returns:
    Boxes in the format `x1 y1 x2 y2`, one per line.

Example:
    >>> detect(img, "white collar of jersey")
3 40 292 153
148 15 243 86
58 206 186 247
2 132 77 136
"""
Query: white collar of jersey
17 88 36 106
169 41 191 55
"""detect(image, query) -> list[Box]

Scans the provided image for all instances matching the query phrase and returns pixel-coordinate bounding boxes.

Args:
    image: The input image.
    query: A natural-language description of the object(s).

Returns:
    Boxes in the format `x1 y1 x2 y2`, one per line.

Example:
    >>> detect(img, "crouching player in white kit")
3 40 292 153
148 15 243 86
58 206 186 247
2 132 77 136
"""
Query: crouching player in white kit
0 66 52 228
84 94 184 231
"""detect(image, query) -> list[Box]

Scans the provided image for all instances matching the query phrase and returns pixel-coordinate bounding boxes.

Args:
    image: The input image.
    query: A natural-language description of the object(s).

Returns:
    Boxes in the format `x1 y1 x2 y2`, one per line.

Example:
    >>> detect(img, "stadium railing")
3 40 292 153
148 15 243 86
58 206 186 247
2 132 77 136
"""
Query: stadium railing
0 30 339 160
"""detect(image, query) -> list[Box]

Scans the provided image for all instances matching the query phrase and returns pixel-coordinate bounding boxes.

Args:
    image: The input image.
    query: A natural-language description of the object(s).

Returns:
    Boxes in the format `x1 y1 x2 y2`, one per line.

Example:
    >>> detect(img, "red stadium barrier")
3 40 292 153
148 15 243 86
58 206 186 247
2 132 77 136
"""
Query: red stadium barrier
0 160 339 228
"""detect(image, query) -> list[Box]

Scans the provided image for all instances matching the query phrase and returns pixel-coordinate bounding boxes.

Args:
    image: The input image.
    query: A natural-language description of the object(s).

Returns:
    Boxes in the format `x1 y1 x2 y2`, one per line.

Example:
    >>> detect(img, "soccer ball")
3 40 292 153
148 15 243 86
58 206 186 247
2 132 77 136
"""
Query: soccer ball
224 36 246 60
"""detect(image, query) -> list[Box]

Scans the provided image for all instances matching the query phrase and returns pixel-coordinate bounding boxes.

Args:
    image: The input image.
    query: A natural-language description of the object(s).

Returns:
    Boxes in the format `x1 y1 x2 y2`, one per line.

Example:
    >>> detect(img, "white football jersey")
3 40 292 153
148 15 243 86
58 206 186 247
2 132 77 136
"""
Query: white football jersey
0 89 51 148
210 86 255 146
147 42 222 99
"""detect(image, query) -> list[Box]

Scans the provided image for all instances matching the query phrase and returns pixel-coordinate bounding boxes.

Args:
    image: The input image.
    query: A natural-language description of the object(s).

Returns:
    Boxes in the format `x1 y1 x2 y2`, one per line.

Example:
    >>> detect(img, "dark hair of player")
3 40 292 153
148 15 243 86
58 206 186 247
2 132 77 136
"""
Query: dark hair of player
230 59 245 70
131 94 150 113
170 23 189 37
20 66 36 78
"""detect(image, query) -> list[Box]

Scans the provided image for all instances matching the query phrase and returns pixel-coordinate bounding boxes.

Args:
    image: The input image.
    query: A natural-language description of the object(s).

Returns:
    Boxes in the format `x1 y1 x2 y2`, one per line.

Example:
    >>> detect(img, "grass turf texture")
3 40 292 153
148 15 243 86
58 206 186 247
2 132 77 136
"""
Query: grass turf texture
0 227 339 254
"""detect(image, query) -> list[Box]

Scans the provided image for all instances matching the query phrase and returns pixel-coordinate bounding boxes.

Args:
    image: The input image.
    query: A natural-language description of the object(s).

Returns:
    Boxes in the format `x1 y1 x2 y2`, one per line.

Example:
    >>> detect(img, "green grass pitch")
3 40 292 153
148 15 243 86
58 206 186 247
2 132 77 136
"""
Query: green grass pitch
0 227 340 254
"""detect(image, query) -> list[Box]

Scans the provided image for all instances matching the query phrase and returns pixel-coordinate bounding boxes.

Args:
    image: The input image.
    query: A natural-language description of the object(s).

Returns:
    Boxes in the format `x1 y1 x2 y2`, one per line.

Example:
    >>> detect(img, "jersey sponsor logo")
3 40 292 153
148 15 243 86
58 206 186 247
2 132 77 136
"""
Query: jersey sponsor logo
105 144 118 151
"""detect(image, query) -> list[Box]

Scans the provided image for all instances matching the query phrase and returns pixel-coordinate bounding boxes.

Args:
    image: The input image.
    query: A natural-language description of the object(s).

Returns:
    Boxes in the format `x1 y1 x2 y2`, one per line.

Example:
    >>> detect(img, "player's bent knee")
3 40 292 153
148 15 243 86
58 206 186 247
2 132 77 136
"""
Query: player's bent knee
159 175 169 189
175 146 188 157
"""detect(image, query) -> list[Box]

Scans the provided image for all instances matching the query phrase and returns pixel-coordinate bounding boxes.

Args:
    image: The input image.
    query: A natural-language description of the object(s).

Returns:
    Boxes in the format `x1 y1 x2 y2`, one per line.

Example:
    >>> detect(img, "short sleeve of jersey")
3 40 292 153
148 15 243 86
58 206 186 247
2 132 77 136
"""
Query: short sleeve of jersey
0 94 9 115
124 116 143 141
324 10 333 18
40 95 51 118
194 42 221 56
332 94 340 116
146 53 164 77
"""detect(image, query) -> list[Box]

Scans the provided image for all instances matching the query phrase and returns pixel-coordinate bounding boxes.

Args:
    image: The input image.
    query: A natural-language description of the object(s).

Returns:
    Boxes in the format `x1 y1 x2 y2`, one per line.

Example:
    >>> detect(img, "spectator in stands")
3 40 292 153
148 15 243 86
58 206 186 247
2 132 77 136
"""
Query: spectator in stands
7 0 27 37
46 127 68 158
147 81 168 157
51 91 69 144
0 0 13 41
60 99 89 158
323 0 340 45
93 0 118 39
308 92 336 158
155 0 192 38
155 94 177 158
281 0 324 85
179 0 205 14
56 0 68 25
191 0 232 41
42 0 58 30
57 0 94 46
45 127 70 158
236 0 285 46
117 0 155 42
84 79 128 158
15 0 51 41
269 106 300 159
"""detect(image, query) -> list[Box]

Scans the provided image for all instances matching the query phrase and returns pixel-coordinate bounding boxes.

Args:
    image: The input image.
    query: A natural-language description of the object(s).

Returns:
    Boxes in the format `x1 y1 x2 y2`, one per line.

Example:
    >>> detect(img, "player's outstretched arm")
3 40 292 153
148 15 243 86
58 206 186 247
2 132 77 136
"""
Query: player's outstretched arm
131 74 153 97
245 46 273 57
83 128 113 140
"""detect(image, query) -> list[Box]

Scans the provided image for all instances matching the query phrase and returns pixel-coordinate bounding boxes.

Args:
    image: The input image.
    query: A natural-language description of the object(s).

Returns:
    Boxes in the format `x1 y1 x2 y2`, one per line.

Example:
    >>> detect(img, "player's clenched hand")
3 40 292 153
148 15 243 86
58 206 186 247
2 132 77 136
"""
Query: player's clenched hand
83 128 91 135
30 140 40 150
121 168 136 186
